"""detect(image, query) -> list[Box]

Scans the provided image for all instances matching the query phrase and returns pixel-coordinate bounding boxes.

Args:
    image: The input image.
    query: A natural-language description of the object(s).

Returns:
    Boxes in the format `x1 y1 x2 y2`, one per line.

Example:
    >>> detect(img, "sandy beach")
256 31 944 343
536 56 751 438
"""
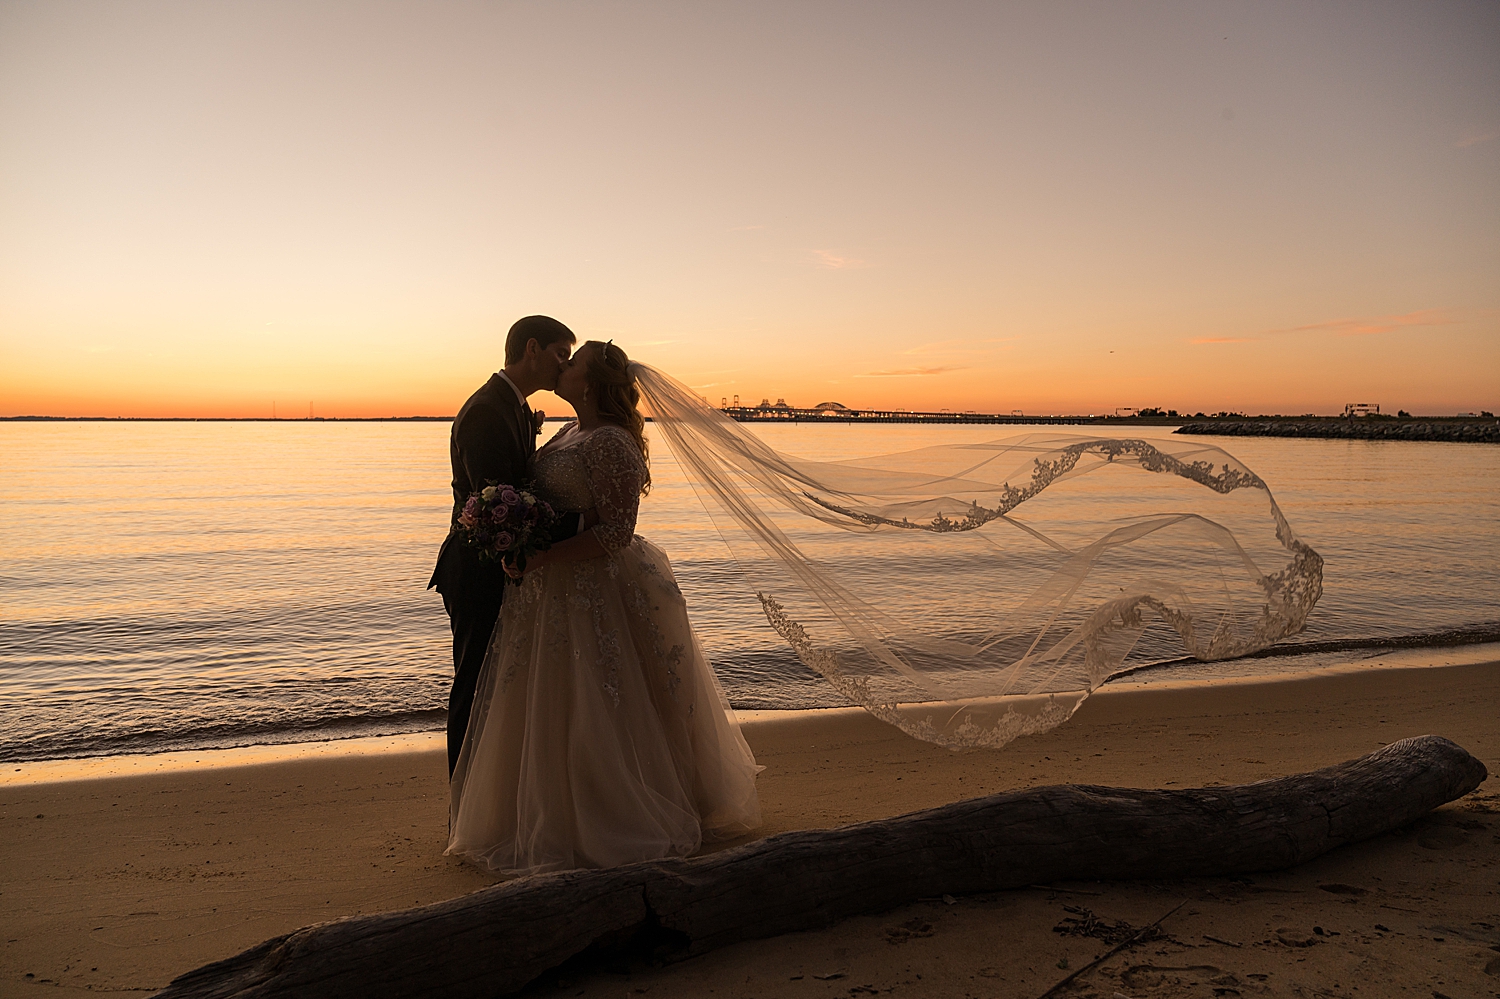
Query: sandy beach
3 660 1497 999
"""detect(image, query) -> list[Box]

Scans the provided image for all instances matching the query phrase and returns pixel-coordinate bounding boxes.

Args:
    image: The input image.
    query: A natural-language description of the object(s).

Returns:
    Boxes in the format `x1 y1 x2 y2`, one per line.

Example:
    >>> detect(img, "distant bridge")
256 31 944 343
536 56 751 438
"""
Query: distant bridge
718 405 1084 425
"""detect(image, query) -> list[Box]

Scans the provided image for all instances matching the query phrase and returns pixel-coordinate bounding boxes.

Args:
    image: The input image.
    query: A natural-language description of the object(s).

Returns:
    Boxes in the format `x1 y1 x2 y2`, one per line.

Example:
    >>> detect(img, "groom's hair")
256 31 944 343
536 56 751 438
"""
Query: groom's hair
505 315 577 365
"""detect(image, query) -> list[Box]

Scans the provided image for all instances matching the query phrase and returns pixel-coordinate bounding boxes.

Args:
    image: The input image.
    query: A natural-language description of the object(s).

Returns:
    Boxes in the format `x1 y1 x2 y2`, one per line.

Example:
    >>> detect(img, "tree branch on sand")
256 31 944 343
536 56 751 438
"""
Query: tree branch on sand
153 735 1487 999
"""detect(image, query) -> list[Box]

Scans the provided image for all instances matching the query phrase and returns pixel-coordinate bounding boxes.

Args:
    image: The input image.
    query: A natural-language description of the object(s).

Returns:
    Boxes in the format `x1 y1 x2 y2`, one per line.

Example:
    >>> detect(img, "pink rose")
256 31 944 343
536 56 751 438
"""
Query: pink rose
494 530 514 551
500 487 520 505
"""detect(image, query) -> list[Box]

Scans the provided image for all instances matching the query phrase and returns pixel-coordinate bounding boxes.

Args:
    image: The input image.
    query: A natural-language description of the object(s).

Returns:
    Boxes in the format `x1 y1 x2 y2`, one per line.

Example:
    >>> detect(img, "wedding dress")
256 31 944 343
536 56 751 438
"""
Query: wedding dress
446 423 762 875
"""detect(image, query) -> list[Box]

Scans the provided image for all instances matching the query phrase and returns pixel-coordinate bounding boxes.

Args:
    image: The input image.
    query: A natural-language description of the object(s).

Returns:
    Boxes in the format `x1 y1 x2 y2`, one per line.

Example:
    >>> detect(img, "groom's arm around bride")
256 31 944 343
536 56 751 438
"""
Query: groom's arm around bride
428 315 578 777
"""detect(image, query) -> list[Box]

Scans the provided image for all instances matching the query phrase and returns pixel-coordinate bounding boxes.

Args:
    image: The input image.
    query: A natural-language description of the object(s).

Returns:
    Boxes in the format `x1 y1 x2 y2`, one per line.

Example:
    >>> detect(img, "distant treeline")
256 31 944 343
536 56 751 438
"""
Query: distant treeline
0 415 456 422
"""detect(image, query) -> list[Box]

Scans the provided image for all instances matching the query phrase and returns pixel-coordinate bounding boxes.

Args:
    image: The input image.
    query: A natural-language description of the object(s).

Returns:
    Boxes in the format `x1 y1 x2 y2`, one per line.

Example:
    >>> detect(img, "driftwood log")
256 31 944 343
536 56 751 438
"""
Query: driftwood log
154 734 1487 999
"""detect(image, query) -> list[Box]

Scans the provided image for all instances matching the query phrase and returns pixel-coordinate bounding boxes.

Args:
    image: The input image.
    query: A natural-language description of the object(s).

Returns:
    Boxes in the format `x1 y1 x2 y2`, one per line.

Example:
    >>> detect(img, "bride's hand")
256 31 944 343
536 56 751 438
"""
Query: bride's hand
506 550 550 579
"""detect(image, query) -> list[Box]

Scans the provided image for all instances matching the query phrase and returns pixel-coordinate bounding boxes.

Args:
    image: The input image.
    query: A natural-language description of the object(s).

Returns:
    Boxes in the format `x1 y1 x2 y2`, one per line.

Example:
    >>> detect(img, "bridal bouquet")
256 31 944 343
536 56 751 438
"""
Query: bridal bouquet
457 482 559 580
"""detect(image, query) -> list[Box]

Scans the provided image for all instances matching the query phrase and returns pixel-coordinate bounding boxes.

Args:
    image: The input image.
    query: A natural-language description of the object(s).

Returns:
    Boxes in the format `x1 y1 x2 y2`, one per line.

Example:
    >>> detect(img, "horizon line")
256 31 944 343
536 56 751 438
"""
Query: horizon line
4 413 1494 423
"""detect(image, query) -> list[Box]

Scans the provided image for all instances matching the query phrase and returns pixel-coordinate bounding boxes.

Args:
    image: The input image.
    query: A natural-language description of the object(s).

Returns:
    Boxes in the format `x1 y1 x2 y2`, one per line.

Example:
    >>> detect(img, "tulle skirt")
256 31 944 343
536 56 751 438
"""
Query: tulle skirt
446 536 762 875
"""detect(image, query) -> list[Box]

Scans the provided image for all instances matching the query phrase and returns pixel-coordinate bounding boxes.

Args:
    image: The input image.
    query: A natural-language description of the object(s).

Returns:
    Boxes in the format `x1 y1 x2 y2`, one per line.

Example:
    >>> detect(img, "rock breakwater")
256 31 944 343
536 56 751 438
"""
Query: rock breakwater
1175 419 1499 443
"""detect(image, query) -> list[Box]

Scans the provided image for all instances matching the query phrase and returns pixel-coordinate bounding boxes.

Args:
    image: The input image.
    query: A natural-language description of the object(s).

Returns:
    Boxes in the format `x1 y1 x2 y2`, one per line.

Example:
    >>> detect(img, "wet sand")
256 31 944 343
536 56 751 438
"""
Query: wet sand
2 661 1497 998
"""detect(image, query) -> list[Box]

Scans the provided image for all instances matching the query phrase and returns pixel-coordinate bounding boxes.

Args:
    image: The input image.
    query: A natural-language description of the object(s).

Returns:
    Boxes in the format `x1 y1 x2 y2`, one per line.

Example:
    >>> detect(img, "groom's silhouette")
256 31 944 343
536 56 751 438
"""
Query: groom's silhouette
430 315 578 776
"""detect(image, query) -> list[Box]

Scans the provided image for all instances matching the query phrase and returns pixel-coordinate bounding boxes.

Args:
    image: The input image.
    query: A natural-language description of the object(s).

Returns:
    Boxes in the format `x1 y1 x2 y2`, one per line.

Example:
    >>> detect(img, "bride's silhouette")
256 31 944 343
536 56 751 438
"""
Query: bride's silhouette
447 342 761 874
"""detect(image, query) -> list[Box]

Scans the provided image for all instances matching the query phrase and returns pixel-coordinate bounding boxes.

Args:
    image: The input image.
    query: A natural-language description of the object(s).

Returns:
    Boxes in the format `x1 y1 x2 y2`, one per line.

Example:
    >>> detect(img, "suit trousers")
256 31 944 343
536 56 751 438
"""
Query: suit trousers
442 583 505 777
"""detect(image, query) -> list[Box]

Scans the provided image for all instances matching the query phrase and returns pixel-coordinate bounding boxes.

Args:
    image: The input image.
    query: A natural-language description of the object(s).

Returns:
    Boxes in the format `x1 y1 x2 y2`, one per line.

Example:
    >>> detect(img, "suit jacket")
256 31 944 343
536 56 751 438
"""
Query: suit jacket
428 373 536 597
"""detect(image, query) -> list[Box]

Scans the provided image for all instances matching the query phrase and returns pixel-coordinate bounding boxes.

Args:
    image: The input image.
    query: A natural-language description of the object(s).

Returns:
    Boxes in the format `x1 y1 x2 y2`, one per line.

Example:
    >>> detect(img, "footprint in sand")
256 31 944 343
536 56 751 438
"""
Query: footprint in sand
1417 825 1469 850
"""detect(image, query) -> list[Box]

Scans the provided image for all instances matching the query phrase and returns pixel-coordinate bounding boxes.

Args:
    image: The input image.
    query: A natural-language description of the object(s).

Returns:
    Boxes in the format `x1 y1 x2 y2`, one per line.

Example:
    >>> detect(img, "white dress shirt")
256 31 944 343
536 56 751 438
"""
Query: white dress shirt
496 370 530 416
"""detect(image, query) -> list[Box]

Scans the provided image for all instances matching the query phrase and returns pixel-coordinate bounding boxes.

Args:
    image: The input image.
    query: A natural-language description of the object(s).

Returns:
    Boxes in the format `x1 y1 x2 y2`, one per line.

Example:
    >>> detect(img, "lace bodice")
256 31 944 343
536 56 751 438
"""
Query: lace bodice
533 424 647 554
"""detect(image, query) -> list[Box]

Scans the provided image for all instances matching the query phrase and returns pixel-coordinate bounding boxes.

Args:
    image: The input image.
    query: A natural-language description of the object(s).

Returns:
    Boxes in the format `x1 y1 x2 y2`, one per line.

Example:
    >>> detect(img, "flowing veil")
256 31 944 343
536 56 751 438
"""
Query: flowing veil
632 363 1324 750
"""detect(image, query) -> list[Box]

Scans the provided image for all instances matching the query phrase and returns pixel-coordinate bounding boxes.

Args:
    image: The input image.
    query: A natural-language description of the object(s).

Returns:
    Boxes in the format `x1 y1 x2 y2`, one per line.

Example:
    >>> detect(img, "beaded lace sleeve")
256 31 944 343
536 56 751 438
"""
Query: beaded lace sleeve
581 426 646 554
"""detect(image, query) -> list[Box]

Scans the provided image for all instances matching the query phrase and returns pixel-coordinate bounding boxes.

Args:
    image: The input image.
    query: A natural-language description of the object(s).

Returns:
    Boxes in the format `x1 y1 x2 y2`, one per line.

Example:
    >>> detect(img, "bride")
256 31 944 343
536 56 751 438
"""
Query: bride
446 341 762 874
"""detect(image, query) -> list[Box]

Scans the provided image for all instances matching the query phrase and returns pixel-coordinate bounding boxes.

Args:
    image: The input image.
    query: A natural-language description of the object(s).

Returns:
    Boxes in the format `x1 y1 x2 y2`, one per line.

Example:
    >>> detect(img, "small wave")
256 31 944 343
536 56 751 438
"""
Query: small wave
1110 622 1500 681
7 626 1497 764
0 708 447 764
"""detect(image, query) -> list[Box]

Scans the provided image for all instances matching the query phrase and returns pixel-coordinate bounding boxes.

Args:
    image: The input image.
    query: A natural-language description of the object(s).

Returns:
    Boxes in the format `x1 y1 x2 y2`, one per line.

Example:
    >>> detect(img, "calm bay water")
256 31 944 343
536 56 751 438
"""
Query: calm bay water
2 421 1497 762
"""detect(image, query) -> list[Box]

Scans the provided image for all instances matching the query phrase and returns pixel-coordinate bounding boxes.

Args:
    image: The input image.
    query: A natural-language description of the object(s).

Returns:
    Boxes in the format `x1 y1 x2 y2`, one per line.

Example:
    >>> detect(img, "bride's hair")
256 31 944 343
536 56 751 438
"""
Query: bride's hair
583 340 651 495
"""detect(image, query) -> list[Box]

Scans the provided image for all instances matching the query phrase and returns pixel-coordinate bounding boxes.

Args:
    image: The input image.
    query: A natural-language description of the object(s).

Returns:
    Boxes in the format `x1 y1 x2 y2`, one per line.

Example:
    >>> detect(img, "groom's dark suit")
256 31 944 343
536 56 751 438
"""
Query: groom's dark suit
429 372 538 777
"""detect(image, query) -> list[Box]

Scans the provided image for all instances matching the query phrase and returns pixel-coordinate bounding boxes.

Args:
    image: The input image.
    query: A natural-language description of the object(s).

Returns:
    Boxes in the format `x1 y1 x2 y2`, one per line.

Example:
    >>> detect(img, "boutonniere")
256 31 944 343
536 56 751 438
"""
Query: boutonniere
531 409 546 435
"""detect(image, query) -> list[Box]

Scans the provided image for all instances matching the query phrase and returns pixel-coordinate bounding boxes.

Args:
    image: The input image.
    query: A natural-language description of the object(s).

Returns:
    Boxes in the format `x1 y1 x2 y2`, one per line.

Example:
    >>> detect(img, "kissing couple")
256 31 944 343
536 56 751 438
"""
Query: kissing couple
430 315 761 876
430 316 1326 878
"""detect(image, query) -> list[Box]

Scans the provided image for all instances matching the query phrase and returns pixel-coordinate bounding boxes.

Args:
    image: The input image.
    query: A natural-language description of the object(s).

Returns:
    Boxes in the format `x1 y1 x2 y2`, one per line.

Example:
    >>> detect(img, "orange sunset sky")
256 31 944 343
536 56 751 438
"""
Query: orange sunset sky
1 1 1497 419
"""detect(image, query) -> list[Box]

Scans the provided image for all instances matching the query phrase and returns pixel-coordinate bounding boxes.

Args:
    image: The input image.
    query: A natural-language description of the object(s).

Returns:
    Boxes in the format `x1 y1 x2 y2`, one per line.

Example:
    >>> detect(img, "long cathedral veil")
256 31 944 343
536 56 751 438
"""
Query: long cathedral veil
632 363 1324 750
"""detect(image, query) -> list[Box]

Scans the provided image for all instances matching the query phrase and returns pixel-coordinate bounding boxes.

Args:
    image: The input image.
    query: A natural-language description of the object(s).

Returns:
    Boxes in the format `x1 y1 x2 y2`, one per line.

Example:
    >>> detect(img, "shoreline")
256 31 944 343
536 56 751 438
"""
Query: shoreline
7 640 1498 783
2 656 1496 996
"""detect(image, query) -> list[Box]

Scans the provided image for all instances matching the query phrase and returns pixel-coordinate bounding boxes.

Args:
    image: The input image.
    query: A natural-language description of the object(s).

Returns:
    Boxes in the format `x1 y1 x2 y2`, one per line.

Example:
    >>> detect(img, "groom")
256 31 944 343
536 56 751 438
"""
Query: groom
430 314 578 777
